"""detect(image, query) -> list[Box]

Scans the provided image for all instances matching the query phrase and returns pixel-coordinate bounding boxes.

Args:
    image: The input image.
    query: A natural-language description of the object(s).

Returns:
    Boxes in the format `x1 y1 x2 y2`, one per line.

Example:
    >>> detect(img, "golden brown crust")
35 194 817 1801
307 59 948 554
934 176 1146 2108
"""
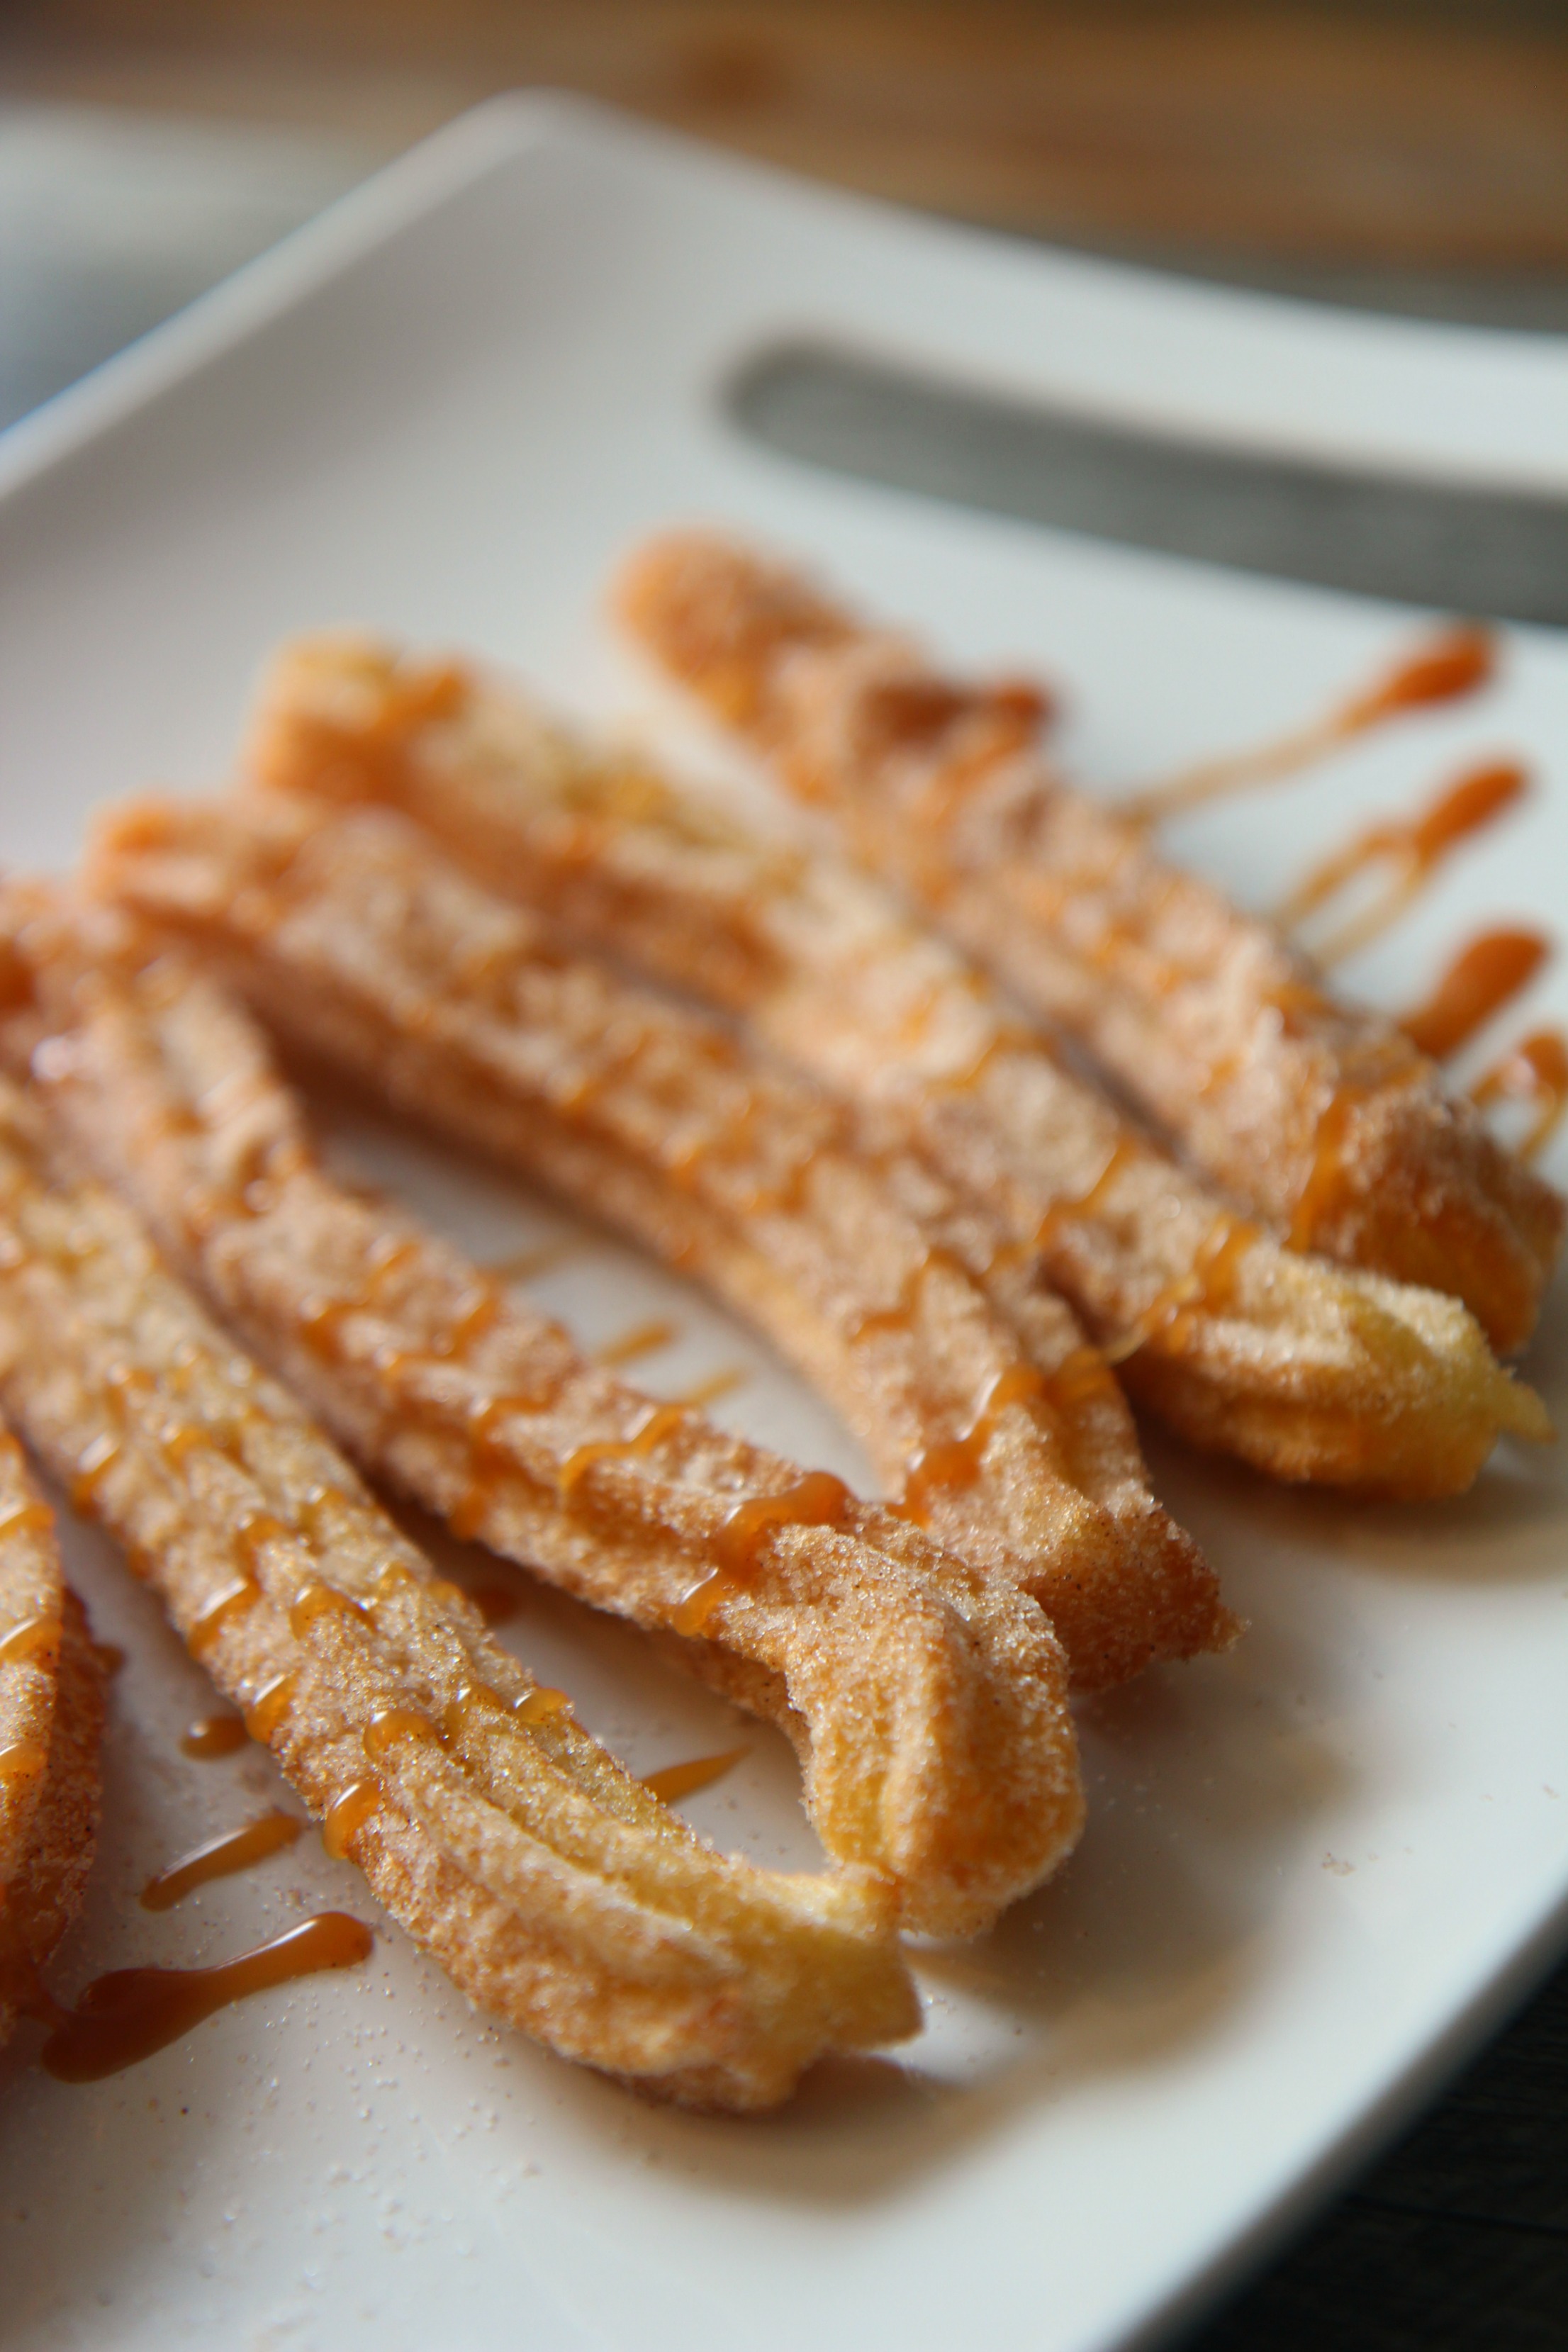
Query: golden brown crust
0 1075 917 2107
85 793 1237 1686
0 1423 105 2044
614 533 1564 1357
0 1432 67 1900
4 889 1084 1936
237 633 1547 1499
0 1592 104 2044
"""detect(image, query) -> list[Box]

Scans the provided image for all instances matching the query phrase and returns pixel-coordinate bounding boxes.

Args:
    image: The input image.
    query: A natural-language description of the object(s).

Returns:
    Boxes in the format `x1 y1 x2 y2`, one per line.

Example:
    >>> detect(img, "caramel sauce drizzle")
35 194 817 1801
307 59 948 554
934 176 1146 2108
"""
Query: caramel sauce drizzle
1284 930 1555 1243
1047 1345 1122 1405
67 1432 121 1513
140 1809 303 1910
485 1239 588 1283
33 1913 374 2082
1399 929 1552 1060
0 1499 56 1542
354 1679 568 1771
1289 1087 1372 1251
30 1228 583 1897
158 1419 216 1466
298 1297 354 1355
1277 761 1528 965
0 1740 47 1785
557 1401 688 1496
447 1387 560 1538
303 1272 499 1371
1128 624 1496 820
849 1243 973 1343
673 1366 750 1411
1033 1137 1140 1249
186 1579 262 1659
514 1685 571 1726
1472 1031 1568 1160
1104 1214 1259 1362
181 1710 248 1759
235 1511 290 1566
243 1671 296 1742
664 1085 817 1219
362 1704 440 1761
895 1364 1051 1522
594 1318 678 1368
439 1681 500 1741
905 681 1051 836
673 1472 853 1635
890 1342 1116 1516
639 1746 748 1805
431 1285 503 1359
0 1613 60 1669
289 1581 369 1640
322 1779 381 1860
930 1027 1034 1097
362 1235 421 1297
296 1483 354 1537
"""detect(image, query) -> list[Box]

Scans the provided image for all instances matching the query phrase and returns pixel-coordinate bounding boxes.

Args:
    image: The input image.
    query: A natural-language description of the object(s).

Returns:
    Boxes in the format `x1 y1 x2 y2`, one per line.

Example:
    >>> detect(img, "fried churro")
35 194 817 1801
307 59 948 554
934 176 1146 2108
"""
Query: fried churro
0 1430 104 2044
0 1075 917 2107
237 634 1548 1498
86 792 1236 1689
2 887 1082 1937
615 533 1565 1355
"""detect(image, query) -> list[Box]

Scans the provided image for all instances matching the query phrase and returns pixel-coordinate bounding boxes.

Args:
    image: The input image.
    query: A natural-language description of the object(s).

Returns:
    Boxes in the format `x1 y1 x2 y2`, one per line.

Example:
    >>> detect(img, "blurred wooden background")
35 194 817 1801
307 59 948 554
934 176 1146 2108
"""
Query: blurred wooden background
6 0 1568 301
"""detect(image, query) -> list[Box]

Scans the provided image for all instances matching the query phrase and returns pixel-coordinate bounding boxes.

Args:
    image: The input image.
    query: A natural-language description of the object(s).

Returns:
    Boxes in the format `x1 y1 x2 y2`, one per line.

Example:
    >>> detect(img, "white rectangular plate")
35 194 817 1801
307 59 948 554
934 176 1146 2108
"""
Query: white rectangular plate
1 94 1566 2352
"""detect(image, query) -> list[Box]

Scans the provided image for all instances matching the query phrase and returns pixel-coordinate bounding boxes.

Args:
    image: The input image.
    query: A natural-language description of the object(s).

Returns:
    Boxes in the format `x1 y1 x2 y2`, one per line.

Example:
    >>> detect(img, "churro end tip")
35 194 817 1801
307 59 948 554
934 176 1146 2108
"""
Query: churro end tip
1501 1379 1555 1445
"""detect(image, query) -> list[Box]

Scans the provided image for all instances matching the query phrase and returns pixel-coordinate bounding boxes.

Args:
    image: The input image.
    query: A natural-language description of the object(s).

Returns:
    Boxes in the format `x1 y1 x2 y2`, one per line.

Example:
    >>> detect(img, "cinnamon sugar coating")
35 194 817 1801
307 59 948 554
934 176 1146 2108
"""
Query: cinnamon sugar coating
0 1076 917 2109
5 889 1083 1937
0 1432 104 2043
235 632 1546 1499
86 793 1235 1686
615 533 1564 1357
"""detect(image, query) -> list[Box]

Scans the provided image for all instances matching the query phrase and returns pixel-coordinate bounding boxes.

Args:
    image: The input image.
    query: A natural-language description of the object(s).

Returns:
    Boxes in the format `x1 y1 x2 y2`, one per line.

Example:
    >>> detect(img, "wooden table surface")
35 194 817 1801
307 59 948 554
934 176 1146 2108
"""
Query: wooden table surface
9 0 1568 295
1 9 1566 2345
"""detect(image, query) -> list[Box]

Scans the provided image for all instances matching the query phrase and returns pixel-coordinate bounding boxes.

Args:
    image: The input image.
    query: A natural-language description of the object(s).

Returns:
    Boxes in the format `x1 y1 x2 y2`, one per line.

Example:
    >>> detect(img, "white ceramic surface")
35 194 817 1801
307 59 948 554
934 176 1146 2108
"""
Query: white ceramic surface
1 95 1566 2352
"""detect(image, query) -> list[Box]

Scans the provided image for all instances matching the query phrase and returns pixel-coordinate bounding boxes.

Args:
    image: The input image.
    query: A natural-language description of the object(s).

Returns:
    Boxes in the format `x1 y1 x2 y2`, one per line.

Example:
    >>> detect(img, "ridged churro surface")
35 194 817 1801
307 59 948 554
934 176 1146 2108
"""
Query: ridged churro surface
615 533 1565 1356
6 889 1083 1937
0 1433 104 2043
89 793 1235 1689
0 1077 918 2108
240 634 1549 1499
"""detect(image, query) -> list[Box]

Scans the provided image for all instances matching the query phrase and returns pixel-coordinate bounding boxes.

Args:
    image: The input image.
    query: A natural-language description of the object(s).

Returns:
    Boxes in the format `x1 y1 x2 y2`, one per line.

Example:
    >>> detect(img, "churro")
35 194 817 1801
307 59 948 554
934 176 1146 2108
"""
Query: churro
0 1074 917 2107
237 634 1548 1497
615 533 1565 1355
0 1430 104 2044
86 792 1236 1686
4 887 1082 1936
